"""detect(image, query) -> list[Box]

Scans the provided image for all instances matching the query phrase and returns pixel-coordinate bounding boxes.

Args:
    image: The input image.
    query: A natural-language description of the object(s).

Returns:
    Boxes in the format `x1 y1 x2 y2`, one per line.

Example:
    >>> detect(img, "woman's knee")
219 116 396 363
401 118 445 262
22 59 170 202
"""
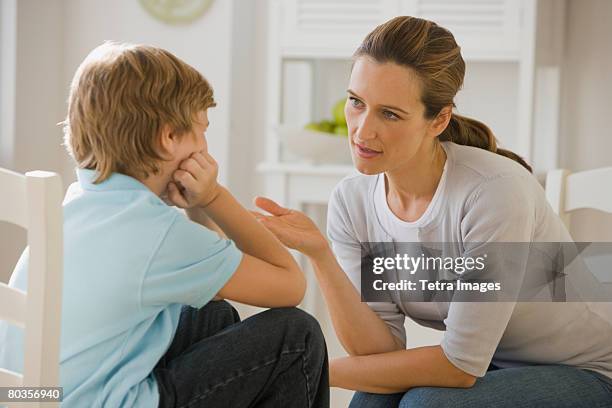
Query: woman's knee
400 387 460 408
349 391 404 408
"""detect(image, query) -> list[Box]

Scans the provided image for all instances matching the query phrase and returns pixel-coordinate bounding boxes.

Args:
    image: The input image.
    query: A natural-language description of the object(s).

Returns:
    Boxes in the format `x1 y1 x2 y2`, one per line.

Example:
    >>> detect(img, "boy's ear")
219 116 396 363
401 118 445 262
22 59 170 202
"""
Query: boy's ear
429 106 452 138
158 124 177 159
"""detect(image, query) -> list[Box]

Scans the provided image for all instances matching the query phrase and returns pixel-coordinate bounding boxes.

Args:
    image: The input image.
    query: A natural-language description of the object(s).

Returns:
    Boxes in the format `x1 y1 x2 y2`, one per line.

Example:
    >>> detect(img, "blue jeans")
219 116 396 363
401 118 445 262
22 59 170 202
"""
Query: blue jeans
350 364 612 408
153 300 329 407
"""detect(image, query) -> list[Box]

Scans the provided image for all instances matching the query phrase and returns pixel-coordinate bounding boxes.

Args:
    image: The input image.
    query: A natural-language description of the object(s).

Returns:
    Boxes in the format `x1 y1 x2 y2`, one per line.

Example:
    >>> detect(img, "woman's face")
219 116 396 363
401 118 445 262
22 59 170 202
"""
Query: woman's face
345 57 439 175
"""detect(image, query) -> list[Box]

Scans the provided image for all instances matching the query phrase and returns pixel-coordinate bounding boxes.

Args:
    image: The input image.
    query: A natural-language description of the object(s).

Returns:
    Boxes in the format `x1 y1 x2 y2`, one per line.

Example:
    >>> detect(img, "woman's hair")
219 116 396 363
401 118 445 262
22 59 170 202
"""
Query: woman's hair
62 41 216 183
354 16 532 172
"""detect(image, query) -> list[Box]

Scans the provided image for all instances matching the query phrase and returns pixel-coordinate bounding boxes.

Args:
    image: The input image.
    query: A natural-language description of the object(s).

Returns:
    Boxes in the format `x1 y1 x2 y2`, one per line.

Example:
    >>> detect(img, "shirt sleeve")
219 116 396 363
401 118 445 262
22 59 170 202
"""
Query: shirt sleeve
327 185 407 346
441 175 535 377
141 212 243 309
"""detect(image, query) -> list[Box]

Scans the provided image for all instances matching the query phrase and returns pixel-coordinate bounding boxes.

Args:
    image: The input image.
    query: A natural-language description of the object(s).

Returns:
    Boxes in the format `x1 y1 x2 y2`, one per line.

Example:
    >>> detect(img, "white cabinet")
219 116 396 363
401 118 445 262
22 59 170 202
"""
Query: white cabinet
278 0 522 60
403 0 522 60
280 0 400 58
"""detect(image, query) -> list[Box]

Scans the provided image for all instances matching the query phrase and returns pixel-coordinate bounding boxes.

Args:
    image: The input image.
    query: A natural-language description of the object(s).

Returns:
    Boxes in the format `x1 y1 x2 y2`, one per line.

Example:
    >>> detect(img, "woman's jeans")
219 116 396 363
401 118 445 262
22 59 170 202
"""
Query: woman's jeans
350 363 612 408
153 300 329 408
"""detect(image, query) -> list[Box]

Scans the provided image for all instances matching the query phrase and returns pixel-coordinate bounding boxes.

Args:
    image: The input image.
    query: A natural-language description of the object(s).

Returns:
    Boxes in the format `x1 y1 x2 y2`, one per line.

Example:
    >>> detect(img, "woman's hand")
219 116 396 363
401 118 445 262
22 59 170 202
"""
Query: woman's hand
253 197 330 259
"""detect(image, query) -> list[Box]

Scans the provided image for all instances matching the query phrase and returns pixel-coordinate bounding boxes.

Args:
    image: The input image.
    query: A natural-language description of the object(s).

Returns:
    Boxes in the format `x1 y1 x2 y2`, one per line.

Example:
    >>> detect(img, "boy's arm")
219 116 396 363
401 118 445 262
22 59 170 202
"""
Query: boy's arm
202 187 306 306
185 208 225 300
203 186 296 270
185 207 226 238
167 152 305 306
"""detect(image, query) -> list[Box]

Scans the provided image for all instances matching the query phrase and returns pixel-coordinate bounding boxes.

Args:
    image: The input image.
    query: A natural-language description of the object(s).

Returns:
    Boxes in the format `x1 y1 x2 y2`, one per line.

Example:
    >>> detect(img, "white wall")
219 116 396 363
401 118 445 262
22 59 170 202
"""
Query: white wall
0 0 16 168
1 0 65 282
559 0 612 240
227 0 268 205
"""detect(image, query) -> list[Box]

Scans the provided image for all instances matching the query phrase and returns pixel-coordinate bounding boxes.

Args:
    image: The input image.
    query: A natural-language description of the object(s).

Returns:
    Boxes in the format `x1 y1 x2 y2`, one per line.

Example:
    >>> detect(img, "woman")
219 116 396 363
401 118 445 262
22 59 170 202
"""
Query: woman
254 16 612 407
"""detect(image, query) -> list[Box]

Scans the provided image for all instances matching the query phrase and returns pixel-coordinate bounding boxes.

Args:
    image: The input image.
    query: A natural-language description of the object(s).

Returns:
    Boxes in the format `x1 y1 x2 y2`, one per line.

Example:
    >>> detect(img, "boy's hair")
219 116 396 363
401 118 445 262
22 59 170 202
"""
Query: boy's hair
62 42 216 183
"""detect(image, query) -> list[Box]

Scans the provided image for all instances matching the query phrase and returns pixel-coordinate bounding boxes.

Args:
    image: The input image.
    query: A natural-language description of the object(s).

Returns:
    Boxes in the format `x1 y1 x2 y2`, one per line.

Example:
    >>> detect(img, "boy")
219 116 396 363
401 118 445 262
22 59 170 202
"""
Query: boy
0 42 329 407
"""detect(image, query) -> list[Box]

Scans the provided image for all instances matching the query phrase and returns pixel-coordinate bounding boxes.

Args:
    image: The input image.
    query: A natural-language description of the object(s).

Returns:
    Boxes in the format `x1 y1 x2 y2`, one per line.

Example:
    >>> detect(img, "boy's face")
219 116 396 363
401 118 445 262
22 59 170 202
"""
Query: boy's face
142 110 210 198
175 110 209 162
161 109 209 187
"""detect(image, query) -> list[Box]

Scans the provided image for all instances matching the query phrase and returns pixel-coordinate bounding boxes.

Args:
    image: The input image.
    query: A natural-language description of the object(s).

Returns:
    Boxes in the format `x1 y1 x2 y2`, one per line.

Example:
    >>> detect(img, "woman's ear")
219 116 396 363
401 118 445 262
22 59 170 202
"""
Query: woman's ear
429 106 453 137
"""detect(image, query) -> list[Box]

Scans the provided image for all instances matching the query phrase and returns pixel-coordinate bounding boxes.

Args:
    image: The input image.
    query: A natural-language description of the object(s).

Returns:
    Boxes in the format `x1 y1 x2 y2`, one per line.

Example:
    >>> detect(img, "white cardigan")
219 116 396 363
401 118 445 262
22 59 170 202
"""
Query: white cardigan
327 141 612 378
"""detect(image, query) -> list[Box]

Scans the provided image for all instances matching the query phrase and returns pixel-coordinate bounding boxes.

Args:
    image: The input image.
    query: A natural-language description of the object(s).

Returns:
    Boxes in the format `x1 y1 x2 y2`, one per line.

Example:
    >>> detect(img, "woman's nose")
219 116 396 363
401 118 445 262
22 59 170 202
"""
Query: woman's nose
355 115 377 140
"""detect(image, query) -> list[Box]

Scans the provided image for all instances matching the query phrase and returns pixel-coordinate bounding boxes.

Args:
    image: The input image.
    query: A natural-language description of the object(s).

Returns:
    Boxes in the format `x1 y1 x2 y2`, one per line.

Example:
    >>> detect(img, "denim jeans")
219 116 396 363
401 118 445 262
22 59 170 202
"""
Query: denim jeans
153 300 329 408
349 363 612 408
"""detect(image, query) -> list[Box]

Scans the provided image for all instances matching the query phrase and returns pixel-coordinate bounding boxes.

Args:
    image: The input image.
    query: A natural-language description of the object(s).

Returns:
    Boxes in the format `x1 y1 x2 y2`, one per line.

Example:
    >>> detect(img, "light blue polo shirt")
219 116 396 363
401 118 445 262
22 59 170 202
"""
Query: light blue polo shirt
0 169 243 407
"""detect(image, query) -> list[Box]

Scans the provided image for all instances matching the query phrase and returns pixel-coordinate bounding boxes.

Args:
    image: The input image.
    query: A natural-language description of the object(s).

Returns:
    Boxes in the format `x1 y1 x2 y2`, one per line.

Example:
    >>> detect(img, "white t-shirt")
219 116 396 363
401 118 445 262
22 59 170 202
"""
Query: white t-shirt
374 168 449 322
374 156 448 240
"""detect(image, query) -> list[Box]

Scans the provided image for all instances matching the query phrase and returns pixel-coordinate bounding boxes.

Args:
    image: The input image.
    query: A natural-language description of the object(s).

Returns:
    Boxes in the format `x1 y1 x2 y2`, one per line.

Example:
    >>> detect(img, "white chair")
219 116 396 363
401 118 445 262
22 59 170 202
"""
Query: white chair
0 168 63 408
545 167 612 229
546 167 612 288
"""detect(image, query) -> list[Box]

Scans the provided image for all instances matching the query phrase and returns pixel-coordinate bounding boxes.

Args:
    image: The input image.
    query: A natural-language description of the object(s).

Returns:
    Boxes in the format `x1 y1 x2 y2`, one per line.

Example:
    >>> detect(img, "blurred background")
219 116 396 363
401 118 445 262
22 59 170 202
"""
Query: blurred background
1 1 611 406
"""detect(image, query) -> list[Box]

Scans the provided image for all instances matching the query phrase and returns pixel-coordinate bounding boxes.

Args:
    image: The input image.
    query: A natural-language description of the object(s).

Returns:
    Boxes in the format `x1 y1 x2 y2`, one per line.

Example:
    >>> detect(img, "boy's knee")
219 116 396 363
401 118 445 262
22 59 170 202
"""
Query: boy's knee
267 307 325 344
195 299 240 324
282 307 322 331
202 299 234 312
296 309 325 345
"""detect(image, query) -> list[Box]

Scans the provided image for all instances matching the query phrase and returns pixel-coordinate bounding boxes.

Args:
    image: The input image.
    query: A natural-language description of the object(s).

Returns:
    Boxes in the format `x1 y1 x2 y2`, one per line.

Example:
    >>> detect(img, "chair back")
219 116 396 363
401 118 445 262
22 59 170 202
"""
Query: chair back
0 168 63 408
546 167 612 229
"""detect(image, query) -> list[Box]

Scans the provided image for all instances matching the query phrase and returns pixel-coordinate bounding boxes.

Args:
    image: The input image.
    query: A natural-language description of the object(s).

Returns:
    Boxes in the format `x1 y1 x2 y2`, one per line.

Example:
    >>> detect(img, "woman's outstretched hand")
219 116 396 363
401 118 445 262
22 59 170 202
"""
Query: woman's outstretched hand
253 197 330 259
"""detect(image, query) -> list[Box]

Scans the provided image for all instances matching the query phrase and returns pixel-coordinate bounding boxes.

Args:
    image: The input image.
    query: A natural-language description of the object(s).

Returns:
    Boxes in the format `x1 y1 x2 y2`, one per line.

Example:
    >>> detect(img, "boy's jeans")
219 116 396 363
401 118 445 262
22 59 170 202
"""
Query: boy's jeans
153 300 330 408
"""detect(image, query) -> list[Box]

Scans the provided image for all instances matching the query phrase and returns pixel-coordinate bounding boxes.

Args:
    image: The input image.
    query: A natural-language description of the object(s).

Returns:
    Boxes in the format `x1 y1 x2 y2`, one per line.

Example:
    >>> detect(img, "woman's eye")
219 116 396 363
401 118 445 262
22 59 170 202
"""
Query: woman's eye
349 97 362 108
383 110 399 120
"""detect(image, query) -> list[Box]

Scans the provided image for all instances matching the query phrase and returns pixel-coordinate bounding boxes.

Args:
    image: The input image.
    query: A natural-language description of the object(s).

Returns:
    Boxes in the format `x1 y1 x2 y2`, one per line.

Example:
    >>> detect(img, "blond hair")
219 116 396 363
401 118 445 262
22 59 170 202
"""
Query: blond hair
62 42 216 183
355 16 532 172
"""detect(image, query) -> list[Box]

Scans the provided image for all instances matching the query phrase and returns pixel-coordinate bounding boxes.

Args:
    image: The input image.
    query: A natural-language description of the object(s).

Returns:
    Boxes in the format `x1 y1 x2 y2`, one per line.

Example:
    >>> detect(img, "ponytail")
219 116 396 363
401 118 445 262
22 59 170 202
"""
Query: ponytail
439 113 532 173
355 16 532 173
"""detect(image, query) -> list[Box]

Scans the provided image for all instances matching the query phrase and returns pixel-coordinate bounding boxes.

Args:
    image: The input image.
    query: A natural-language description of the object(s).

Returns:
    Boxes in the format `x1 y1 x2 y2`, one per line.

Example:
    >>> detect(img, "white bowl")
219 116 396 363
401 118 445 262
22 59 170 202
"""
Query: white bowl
278 125 352 164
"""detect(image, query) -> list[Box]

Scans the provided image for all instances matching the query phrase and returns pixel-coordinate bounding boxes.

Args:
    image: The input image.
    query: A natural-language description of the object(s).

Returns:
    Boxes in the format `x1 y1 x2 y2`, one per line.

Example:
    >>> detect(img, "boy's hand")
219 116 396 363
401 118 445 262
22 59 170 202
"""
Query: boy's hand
167 151 221 209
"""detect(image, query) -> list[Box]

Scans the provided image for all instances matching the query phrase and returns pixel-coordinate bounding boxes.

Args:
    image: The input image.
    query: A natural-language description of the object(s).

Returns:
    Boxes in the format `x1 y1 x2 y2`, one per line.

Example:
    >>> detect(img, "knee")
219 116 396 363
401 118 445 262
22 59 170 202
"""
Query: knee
199 299 240 322
269 307 326 347
287 307 322 333
350 391 404 408
400 387 454 408
202 299 233 312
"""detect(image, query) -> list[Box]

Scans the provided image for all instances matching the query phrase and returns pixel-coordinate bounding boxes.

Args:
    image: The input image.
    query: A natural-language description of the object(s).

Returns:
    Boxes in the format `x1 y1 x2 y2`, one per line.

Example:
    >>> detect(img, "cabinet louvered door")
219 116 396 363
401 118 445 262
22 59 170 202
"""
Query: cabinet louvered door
403 0 521 61
280 0 401 58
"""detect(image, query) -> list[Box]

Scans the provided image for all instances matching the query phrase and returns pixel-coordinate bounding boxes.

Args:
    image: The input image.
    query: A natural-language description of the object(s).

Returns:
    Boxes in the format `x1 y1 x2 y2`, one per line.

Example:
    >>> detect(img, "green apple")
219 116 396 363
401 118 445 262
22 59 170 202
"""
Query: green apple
333 125 348 137
332 98 347 126
319 120 334 133
305 122 321 132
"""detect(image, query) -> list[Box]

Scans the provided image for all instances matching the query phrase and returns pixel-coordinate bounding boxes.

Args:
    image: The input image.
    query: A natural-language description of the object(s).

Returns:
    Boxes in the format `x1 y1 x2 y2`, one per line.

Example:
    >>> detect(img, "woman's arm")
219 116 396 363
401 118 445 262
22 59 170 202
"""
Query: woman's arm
254 197 403 355
310 247 405 355
330 345 476 393
254 197 478 389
